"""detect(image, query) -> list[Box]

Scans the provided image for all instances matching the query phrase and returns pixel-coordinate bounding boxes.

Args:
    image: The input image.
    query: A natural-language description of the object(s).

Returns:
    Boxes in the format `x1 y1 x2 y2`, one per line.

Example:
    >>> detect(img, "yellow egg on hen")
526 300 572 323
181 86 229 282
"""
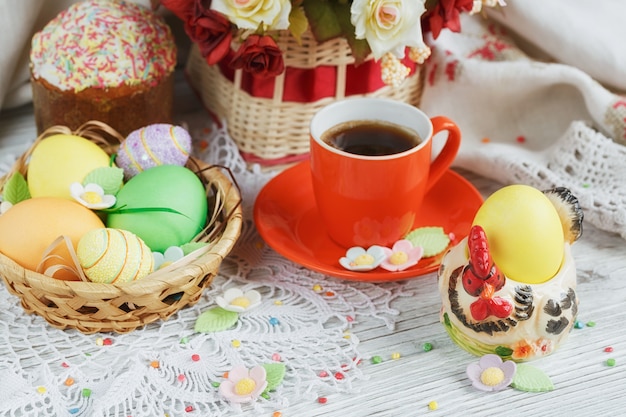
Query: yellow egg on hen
472 184 564 284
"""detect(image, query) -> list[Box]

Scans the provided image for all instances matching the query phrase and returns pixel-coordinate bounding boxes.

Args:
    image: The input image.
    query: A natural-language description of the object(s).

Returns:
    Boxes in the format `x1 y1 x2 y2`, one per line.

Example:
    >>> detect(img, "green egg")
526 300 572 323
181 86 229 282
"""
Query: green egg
106 165 207 252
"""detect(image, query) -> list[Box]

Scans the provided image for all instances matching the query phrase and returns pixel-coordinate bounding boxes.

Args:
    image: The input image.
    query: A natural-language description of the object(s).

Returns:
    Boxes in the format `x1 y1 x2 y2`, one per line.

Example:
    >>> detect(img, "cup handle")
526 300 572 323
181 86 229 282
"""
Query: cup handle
426 116 461 191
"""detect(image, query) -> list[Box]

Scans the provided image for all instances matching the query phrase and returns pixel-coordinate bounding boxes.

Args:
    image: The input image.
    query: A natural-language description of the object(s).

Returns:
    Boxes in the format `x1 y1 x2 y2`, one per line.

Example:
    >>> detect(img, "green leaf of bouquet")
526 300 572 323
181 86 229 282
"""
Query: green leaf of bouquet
83 166 124 195
302 0 342 41
288 2 308 43
405 227 451 257
262 363 286 392
194 307 239 333
511 363 555 392
3 172 31 204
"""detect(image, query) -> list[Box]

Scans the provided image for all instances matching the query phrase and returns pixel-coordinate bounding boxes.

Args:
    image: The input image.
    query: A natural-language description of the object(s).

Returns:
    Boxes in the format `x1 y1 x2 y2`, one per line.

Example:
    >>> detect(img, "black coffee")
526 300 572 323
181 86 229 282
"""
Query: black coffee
322 120 421 156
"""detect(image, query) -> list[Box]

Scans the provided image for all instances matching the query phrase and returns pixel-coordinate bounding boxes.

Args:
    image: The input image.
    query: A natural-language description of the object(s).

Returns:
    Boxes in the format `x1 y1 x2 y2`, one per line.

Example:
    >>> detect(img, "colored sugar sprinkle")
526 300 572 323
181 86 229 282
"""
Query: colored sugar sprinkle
180 337 189 344
65 378 75 386
346 315 354 322
574 321 584 329
62 362 70 368
191 354 200 362
261 392 271 400
325 291 335 297
334 372 344 380
481 138 491 143
37 386 46 394
516 136 526 143
103 338 113 345
95 338 104 346
606 359 616 367
274 300 283 305
371 356 383 364
343 332 351 339
232 340 241 348
82 388 92 398
150 361 160 369
211 382 220 388
69 408 80 414
423 342 434 352
269 317 280 326
582 183 591 188
428 401 438 411
604 347 614 353
312 284 323 293
272 353 282 362
178 374 186 382
586 321 596 327
185 406 194 412
318 397 328 404
273 412 283 417
391 352 401 360
319 371 329 378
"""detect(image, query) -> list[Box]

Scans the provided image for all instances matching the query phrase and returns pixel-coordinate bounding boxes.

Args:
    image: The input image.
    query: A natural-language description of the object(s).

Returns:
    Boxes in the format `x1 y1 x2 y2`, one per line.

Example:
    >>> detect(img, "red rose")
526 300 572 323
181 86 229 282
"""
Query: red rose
160 0 194 20
229 35 285 78
185 0 234 65
423 0 474 39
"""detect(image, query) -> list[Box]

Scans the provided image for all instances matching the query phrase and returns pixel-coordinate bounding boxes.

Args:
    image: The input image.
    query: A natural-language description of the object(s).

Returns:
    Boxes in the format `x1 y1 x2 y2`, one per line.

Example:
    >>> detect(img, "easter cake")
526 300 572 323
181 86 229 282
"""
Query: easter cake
29 0 176 136
438 185 584 361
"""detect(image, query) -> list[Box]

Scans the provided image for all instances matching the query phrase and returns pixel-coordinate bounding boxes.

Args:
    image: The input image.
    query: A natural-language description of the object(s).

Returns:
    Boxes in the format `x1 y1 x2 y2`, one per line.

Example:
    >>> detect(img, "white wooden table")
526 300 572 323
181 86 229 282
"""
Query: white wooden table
1 74 625 417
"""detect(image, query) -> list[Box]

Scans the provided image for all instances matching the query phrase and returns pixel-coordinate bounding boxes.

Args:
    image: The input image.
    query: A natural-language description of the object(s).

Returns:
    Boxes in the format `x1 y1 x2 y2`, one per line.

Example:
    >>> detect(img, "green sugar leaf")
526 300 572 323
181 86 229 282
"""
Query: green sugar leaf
83 166 124 195
511 363 554 392
405 227 451 257
181 242 209 256
3 172 31 204
262 363 286 392
194 307 239 333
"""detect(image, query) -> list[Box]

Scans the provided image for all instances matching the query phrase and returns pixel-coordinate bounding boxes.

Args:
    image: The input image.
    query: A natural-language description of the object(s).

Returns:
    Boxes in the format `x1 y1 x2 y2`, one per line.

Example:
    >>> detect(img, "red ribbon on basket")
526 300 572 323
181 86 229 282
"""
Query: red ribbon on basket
217 49 418 103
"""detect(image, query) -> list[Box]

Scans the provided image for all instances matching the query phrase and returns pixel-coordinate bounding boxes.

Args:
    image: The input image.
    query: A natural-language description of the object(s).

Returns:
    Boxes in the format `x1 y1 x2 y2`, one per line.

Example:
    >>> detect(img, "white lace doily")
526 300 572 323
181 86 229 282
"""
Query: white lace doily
0 115 411 417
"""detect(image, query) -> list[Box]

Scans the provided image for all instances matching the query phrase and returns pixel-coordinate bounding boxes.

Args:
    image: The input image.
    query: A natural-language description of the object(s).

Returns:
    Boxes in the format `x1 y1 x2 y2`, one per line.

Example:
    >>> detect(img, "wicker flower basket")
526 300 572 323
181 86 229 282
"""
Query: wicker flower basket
185 30 425 166
0 122 242 334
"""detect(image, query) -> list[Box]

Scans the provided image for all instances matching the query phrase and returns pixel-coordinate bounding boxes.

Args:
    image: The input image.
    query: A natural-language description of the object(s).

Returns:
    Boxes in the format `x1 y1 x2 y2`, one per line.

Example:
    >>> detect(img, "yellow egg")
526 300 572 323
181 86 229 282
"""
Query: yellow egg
0 197 105 280
472 185 564 284
77 228 154 283
27 134 111 199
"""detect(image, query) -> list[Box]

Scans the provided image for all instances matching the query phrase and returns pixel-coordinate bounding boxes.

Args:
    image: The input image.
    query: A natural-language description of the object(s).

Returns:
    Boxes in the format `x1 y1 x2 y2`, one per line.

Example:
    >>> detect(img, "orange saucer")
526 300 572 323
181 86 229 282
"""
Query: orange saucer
254 160 483 282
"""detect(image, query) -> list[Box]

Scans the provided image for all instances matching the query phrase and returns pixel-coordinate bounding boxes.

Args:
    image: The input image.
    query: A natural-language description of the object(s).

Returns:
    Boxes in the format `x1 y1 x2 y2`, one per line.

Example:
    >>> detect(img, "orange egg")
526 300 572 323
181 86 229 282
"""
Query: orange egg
0 197 105 280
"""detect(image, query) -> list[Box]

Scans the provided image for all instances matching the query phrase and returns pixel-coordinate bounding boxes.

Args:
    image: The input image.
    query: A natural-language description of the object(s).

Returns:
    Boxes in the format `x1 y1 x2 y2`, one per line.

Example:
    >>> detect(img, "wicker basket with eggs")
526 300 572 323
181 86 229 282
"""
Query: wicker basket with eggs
0 121 242 334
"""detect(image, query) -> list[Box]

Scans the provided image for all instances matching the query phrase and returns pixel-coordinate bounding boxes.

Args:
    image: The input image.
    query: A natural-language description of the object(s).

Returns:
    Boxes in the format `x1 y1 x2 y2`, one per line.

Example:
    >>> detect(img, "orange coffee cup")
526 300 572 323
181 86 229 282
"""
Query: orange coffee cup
309 97 461 248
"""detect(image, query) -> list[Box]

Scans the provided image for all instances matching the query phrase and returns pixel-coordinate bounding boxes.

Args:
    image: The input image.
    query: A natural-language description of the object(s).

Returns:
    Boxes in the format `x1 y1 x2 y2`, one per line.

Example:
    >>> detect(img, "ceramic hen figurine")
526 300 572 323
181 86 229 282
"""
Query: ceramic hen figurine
438 186 584 361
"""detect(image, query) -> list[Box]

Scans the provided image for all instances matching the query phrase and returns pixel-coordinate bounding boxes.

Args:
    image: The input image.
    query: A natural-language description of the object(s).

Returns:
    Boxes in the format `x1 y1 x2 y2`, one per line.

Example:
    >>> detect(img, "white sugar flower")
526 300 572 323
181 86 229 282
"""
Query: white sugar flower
216 287 262 313
351 0 427 60
153 246 185 270
339 245 387 272
70 182 116 209
211 0 291 31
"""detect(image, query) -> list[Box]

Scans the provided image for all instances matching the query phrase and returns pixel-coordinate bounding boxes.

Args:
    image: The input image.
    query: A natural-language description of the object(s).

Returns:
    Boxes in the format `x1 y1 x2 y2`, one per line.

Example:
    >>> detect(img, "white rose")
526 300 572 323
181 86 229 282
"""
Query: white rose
351 0 427 60
211 0 291 31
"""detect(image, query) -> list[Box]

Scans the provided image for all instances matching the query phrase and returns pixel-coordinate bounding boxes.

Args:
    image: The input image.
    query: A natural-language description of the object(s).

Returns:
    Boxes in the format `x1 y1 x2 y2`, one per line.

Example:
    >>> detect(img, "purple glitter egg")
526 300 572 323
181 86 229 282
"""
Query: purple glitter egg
115 124 192 179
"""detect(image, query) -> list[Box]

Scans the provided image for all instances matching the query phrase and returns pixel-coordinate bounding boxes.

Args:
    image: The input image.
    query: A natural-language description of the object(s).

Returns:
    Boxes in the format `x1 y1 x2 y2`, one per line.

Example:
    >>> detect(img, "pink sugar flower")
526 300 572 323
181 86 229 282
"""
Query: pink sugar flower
219 365 268 403
380 239 424 272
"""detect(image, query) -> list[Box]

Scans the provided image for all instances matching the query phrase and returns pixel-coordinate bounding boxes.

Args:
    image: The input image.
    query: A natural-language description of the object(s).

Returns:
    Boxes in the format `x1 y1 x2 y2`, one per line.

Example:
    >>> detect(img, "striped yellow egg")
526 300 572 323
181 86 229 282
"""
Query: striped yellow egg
115 124 192 179
77 228 154 283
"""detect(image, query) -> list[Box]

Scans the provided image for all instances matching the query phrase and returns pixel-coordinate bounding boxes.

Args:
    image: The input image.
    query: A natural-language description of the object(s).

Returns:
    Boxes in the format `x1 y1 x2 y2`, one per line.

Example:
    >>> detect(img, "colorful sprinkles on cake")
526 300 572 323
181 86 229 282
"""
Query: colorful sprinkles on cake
30 0 176 92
